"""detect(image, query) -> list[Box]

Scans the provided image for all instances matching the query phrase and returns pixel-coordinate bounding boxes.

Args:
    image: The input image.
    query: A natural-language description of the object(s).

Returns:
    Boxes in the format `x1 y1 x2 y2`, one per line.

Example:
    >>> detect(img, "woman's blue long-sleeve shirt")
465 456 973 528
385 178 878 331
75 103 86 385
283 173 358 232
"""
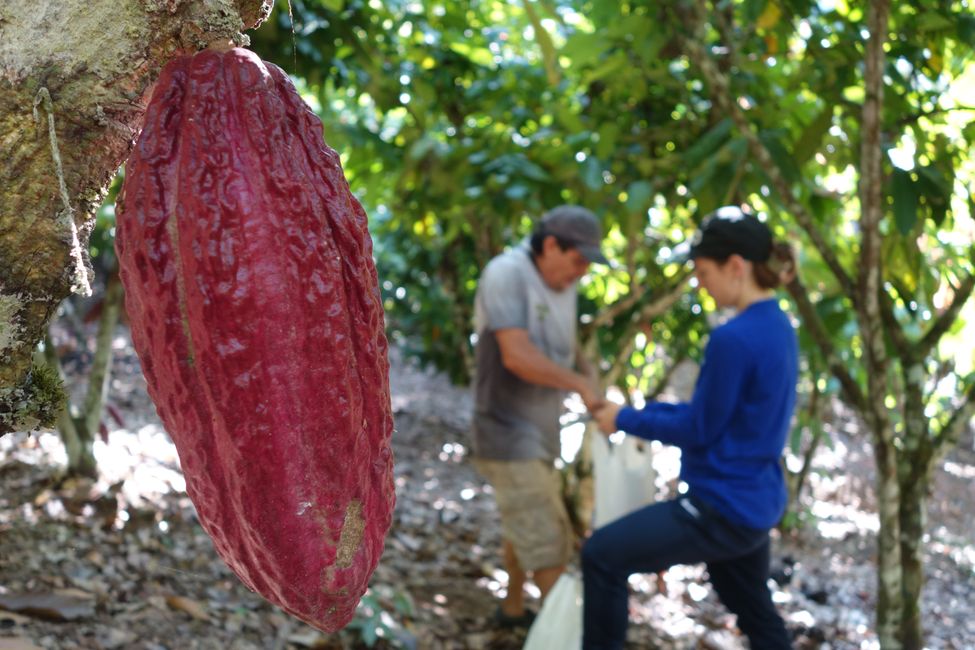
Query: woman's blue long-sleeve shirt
615 298 798 529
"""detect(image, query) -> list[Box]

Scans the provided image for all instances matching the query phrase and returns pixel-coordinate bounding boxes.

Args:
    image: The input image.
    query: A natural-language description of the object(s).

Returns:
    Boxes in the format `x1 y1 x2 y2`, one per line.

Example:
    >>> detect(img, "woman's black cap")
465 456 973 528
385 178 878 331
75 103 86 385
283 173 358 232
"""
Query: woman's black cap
689 206 772 263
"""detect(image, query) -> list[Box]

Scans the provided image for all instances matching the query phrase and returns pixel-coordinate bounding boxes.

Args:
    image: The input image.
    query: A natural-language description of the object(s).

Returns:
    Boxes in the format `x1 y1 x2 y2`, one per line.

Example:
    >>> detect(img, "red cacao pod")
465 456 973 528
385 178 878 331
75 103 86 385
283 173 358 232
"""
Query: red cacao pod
115 47 394 631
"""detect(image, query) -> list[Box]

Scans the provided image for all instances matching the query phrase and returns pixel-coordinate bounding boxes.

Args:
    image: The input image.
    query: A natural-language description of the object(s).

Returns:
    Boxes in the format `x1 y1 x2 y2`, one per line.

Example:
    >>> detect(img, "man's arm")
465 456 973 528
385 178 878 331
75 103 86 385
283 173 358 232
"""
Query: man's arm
496 328 603 411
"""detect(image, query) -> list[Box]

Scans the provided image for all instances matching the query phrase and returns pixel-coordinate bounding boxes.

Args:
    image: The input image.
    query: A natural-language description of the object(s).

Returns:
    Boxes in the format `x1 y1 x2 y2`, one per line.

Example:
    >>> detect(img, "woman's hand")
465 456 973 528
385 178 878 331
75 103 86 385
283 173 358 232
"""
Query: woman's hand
593 402 622 435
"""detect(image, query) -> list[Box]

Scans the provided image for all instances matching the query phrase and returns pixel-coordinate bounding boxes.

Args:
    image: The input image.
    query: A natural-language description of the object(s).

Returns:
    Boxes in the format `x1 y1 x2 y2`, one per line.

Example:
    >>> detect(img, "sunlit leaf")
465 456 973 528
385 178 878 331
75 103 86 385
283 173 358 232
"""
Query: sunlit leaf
756 2 781 30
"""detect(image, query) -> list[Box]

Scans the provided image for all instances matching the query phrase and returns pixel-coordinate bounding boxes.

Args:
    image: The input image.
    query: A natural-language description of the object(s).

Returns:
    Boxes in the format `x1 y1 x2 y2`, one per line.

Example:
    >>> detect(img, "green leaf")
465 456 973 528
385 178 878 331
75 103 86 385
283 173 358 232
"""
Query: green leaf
883 235 922 297
958 15 975 45
742 0 770 24
915 164 951 197
916 12 954 33
688 153 720 195
468 151 490 166
408 135 438 161
793 105 833 166
890 169 919 235
725 137 749 165
637 32 666 64
393 591 415 616
915 164 951 226
361 620 379 647
758 130 801 184
583 51 628 85
702 163 739 214
556 105 584 132
485 154 550 183
809 193 841 223
683 118 733 169
505 183 531 200
596 122 620 160
625 180 654 215
581 156 604 190
564 32 608 67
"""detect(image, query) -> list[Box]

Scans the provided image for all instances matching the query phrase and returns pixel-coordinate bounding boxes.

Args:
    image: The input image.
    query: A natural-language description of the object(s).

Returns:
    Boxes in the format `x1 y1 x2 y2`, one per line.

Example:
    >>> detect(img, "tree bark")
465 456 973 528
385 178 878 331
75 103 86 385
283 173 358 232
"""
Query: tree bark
35 337 95 476
898 457 929 650
80 273 124 448
0 0 271 435
857 2 901 648
874 433 904 649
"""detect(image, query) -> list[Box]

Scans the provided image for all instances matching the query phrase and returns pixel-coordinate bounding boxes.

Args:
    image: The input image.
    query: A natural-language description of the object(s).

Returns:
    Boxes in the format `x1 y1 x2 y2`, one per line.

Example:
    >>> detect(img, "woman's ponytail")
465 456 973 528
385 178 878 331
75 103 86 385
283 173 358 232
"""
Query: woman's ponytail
754 241 796 289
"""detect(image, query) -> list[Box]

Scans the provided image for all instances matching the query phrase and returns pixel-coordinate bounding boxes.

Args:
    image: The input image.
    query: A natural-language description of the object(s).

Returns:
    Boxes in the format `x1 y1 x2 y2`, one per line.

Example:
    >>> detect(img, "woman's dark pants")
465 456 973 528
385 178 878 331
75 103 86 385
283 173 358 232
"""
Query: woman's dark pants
581 495 791 649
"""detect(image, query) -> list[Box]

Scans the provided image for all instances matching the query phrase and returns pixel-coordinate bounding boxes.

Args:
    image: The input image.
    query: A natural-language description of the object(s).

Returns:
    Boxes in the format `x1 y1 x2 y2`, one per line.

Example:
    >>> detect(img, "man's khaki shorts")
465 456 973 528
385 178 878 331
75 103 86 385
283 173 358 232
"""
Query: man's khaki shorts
473 458 575 571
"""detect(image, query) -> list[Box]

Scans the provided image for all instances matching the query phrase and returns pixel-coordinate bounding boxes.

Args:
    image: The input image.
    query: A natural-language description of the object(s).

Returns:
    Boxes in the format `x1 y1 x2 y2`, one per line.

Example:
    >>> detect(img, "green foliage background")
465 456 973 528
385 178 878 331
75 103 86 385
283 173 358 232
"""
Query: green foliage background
246 0 974 423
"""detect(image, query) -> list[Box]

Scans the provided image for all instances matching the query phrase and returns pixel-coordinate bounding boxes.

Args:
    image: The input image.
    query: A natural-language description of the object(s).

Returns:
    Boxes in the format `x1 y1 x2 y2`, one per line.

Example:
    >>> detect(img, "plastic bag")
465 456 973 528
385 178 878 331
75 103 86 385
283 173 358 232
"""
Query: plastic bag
523 572 583 650
591 433 656 530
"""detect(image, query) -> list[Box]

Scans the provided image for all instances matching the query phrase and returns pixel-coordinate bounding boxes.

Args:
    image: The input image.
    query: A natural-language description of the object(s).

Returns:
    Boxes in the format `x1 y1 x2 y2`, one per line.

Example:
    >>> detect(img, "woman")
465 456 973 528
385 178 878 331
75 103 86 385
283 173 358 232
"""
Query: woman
586 206 797 649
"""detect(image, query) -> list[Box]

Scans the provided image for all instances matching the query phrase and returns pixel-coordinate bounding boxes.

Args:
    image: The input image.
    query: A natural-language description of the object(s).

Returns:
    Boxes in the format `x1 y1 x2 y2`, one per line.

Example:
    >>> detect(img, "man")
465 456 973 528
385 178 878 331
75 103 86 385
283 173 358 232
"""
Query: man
471 205 608 627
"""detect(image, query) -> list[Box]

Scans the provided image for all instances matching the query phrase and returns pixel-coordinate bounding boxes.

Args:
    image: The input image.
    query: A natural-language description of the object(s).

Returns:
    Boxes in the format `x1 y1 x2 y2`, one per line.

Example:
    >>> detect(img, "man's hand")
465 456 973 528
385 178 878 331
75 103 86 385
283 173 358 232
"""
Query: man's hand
593 402 622 435
578 382 607 414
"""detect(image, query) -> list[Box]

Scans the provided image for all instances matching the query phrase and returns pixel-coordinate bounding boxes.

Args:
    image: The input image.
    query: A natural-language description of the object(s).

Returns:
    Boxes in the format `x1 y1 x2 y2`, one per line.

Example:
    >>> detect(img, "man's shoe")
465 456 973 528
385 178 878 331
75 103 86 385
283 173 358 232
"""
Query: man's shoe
494 605 537 629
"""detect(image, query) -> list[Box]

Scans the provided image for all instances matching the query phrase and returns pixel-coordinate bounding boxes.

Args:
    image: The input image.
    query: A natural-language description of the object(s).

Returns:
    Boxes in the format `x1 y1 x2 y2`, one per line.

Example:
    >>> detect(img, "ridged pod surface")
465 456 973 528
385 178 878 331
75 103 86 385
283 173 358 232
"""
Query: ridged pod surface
115 47 394 631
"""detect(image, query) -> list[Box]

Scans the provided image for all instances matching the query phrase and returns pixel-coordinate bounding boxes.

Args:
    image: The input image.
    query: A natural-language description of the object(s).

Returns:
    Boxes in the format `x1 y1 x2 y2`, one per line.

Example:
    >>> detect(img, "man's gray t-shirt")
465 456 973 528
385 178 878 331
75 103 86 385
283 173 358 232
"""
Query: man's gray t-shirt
471 243 578 461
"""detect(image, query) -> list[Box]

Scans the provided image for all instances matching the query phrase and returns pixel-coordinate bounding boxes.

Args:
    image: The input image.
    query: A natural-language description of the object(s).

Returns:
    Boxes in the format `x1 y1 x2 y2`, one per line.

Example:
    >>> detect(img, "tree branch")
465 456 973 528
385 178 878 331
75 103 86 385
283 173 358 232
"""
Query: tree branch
896 105 975 128
784 277 867 413
934 378 975 451
586 271 691 333
878 243 973 367
522 0 562 86
645 349 689 402
880 289 912 359
917 266 975 361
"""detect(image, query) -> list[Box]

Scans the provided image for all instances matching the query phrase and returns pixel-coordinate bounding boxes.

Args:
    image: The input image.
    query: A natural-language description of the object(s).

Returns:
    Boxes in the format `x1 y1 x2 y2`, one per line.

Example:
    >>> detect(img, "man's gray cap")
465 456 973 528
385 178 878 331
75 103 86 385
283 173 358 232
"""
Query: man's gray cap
539 205 609 265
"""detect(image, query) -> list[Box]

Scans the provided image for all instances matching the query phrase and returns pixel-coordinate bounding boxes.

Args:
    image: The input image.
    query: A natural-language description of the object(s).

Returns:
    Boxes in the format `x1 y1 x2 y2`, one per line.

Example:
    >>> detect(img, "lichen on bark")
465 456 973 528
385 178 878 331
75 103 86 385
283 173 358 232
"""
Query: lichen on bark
0 359 66 432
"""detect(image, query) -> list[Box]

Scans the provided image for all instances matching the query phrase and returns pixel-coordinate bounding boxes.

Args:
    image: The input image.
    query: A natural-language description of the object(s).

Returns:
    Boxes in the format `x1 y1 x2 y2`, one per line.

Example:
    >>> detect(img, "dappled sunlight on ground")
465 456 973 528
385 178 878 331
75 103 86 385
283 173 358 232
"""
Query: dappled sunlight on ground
3 344 974 648
96 426 185 502
943 460 975 479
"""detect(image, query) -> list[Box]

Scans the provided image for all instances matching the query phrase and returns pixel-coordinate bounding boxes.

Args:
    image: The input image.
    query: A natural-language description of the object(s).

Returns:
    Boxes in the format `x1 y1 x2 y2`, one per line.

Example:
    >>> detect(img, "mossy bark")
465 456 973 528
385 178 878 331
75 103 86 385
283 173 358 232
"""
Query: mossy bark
0 0 271 435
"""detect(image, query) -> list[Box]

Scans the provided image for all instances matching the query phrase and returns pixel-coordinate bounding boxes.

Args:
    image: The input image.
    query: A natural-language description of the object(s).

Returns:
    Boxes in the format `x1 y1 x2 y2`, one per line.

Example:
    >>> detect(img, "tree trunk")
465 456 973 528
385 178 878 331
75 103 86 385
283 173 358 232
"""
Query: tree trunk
37 338 96 477
897 352 931 649
856 1 901 646
0 0 271 435
80 273 124 446
54 271 126 477
874 434 904 649
898 467 928 650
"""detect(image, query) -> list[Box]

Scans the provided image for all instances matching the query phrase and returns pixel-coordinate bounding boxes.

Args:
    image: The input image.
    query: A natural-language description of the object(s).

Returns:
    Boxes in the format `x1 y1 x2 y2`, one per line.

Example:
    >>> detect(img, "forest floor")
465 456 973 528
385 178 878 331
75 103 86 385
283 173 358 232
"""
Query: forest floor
2 331 974 650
